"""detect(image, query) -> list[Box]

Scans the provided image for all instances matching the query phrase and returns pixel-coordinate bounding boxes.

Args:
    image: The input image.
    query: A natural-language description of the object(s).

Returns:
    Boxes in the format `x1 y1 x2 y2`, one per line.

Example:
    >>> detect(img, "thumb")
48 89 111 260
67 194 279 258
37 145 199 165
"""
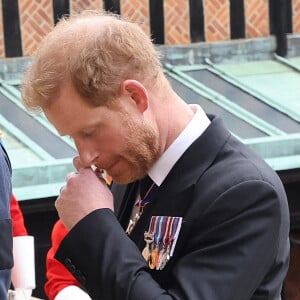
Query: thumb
73 156 84 171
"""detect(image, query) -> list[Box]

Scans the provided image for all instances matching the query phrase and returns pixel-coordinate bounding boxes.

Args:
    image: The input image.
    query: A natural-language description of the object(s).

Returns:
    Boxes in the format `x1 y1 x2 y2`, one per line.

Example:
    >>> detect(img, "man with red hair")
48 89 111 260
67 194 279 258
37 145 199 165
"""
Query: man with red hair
22 10 290 300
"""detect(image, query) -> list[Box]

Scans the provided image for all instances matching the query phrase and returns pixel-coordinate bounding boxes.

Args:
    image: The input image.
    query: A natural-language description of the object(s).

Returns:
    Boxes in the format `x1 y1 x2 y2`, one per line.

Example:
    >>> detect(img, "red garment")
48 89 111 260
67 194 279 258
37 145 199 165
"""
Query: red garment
45 220 80 300
10 194 28 236
45 176 112 300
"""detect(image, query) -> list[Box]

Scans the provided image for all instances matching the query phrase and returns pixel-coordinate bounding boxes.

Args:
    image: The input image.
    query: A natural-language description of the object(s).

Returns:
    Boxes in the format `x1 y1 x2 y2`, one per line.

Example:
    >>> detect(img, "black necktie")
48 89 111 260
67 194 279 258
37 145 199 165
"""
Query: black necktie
139 175 153 200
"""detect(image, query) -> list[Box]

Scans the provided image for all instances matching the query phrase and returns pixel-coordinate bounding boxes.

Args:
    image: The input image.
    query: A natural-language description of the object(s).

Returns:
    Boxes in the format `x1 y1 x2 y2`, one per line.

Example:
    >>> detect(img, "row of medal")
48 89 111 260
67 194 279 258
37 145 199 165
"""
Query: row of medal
142 215 182 270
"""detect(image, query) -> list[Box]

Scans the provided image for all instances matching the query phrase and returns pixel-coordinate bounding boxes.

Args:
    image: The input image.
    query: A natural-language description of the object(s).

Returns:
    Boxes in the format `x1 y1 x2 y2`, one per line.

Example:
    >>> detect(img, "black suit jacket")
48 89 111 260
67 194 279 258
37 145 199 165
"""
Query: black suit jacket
56 115 289 300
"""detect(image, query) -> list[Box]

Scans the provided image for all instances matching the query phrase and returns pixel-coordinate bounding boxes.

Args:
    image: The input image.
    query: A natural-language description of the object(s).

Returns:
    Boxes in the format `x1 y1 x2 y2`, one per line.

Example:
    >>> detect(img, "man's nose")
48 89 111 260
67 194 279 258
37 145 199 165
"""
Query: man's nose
75 140 98 168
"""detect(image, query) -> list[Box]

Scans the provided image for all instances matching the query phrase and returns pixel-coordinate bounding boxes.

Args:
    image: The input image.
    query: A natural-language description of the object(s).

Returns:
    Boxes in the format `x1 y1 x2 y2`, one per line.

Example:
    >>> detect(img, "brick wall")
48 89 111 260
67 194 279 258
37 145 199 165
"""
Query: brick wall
0 0 299 58
164 0 190 45
245 0 269 38
293 0 300 33
19 0 54 56
70 0 103 13
121 0 150 36
203 0 230 42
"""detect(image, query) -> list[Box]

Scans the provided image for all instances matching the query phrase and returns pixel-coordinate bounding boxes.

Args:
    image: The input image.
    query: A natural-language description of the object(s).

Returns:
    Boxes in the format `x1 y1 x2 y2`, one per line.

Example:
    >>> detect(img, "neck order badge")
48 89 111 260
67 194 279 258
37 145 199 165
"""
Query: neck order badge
125 177 158 235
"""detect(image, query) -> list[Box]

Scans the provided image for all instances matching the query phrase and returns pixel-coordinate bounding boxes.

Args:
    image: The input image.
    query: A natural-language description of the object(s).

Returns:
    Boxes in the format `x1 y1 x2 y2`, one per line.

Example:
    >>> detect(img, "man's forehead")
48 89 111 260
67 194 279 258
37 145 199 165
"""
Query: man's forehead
43 94 108 137
43 91 85 133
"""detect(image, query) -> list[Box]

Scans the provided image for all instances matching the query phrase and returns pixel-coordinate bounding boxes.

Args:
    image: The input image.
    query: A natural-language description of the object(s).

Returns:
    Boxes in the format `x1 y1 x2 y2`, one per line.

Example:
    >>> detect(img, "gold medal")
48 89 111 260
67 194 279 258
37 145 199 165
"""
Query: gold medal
149 246 159 269
142 232 154 261
142 246 150 261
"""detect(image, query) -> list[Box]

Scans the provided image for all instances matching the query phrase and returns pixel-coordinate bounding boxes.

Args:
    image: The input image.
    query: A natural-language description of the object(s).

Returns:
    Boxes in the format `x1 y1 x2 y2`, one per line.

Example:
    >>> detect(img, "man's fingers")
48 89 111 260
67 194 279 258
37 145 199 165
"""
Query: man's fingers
73 156 83 171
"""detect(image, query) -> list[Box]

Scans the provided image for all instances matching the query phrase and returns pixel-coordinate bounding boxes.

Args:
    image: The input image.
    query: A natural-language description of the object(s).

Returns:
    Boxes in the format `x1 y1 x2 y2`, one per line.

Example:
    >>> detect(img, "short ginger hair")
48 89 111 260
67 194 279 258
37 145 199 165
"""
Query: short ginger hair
21 10 162 112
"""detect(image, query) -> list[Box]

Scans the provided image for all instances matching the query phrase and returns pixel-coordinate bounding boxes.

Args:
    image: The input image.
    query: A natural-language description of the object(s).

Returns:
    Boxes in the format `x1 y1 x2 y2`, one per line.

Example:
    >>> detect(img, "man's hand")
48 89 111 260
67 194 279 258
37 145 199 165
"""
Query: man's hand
56 163 113 230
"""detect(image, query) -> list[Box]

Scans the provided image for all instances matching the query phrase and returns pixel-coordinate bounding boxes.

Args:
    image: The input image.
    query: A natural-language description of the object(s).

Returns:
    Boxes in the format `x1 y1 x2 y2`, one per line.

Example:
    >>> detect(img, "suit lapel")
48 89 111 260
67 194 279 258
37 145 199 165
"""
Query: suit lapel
131 116 231 248
112 116 231 249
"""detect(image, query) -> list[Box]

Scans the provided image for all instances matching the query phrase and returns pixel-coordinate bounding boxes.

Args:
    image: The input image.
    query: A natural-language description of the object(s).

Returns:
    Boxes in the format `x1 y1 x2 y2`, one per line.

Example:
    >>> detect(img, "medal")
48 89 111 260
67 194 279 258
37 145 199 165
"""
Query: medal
143 216 183 270
142 232 154 261
142 246 150 262
156 217 172 270
145 216 160 269
157 247 166 270
158 245 171 270
169 216 182 256
149 245 159 269
126 211 142 235
126 181 158 235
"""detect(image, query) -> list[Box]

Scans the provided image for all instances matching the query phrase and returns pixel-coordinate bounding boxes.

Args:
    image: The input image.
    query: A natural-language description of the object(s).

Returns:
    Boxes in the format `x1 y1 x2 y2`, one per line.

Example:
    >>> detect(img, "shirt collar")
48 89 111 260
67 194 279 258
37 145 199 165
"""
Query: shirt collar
148 104 210 186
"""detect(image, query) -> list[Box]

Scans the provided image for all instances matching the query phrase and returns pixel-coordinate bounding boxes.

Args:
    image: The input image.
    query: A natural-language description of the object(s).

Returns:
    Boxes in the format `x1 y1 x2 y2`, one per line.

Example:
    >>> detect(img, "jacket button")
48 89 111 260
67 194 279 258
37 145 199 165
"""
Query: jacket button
69 264 76 273
64 258 72 266
79 275 86 285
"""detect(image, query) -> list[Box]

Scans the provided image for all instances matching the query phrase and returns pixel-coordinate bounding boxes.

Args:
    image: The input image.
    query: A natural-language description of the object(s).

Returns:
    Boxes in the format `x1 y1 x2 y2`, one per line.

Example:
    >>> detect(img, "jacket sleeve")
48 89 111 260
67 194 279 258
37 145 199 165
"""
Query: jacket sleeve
45 220 84 300
45 172 113 300
10 194 28 237
0 143 13 300
55 179 289 300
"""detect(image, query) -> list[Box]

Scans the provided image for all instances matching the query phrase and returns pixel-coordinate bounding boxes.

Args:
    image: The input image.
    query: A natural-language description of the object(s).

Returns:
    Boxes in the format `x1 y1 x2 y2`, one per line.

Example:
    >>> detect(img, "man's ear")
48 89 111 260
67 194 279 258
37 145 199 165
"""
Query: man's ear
121 80 149 112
